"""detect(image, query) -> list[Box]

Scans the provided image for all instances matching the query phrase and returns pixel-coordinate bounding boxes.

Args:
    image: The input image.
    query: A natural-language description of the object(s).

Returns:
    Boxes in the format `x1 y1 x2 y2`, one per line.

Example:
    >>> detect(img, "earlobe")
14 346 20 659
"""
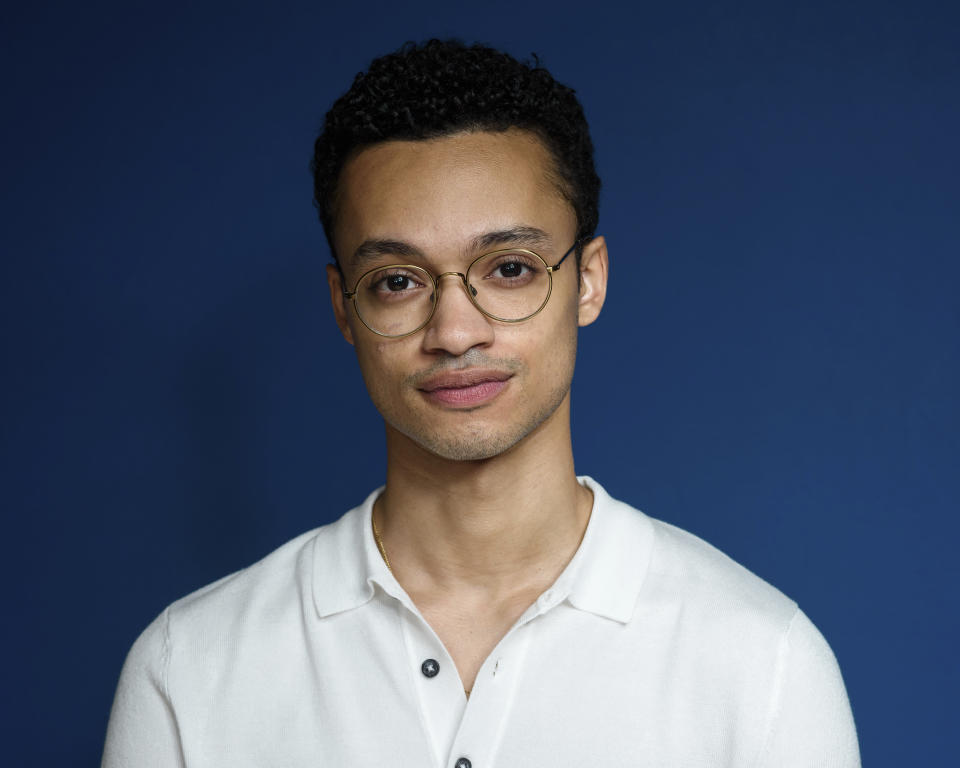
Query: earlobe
577 236 609 327
326 263 356 345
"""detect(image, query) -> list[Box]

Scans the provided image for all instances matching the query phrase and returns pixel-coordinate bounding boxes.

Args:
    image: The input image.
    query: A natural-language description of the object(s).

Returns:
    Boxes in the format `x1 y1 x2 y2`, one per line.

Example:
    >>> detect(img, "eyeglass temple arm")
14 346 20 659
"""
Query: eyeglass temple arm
548 239 583 271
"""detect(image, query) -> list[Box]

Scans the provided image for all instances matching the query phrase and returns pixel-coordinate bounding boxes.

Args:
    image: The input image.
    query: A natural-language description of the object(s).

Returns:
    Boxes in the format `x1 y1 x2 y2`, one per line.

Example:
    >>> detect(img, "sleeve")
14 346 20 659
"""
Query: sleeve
101 609 186 768
755 609 861 768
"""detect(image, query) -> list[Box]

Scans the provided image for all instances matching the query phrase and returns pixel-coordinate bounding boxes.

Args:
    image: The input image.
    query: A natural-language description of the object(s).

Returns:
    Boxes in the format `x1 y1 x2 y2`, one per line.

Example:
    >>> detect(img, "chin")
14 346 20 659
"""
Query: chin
391 382 572 462
413 432 520 462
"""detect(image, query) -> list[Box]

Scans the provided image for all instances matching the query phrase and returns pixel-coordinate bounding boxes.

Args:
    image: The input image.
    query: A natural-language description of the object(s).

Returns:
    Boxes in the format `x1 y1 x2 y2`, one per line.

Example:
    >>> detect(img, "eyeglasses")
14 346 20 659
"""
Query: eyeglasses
342 241 579 338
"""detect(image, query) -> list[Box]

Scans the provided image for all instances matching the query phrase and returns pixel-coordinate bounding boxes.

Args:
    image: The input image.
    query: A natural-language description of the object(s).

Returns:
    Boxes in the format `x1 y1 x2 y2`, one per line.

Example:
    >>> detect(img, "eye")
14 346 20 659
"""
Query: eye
363 266 429 300
384 274 411 291
370 270 420 292
478 252 542 286
495 261 529 279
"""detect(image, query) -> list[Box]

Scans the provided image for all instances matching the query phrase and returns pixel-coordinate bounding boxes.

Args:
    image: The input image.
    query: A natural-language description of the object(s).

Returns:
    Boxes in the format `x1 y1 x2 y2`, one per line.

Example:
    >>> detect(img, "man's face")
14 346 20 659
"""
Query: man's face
328 129 603 462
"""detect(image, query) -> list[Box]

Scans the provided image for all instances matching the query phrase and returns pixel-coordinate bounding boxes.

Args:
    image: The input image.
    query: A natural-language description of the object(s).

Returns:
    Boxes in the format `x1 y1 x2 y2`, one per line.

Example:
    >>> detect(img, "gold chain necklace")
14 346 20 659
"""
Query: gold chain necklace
372 511 392 573
371 509 471 698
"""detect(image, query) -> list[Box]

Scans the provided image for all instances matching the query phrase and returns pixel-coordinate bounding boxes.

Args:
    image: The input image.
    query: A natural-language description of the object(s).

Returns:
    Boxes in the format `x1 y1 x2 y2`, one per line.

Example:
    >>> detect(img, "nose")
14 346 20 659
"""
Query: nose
421 272 495 356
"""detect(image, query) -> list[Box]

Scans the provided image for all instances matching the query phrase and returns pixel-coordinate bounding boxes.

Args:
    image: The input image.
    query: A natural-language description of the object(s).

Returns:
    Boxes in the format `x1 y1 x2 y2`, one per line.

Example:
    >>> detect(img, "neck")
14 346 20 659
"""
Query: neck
375 395 592 599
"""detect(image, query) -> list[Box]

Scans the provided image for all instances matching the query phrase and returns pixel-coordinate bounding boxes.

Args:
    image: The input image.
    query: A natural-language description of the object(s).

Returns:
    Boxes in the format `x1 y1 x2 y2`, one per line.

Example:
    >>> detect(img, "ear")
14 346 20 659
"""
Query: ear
577 236 608 327
326 263 355 345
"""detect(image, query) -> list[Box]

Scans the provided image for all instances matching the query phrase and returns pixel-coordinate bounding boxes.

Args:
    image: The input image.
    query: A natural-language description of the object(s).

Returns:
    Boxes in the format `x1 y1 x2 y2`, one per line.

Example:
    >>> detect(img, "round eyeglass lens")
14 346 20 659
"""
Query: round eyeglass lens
354 264 435 336
466 250 552 322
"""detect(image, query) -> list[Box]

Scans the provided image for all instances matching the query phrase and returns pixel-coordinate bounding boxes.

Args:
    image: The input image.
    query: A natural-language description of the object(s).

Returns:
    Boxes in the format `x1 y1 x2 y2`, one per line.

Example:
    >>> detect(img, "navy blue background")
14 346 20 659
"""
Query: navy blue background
2 1 957 764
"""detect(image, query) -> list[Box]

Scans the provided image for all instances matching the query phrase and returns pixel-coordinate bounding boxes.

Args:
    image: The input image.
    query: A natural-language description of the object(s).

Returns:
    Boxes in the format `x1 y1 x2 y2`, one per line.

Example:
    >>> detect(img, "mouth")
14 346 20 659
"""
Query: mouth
417 369 514 407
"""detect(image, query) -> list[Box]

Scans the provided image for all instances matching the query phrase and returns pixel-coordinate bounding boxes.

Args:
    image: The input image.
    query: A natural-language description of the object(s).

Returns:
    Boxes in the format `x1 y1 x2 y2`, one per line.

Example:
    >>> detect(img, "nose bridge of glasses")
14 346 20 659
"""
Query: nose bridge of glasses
435 270 478 298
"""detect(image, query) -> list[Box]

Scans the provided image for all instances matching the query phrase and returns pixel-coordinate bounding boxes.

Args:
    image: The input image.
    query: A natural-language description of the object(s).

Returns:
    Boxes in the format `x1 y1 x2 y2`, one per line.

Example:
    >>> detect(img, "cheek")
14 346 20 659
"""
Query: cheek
352 342 383 393
540 294 580 382
352 340 408 403
535 286 580 353
511 314 578 389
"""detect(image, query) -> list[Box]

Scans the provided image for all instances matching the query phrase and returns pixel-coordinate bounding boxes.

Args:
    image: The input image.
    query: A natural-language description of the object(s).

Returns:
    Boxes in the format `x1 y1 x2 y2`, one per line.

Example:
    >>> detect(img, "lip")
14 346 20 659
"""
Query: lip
417 369 513 407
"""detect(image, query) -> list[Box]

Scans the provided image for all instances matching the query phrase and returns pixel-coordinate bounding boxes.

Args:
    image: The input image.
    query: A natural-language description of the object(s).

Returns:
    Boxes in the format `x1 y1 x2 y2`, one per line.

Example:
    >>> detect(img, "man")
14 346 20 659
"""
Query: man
103 40 860 767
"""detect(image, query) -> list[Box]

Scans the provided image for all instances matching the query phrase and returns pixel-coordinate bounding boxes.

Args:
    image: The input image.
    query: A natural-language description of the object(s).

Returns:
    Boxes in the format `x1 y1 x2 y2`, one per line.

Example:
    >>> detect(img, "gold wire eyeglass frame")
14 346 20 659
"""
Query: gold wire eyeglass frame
342 241 580 338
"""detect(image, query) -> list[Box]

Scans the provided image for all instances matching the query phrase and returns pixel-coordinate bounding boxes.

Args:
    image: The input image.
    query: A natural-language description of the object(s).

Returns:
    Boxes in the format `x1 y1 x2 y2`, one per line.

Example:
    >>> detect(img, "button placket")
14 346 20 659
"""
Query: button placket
399 604 467 766
446 619 535 768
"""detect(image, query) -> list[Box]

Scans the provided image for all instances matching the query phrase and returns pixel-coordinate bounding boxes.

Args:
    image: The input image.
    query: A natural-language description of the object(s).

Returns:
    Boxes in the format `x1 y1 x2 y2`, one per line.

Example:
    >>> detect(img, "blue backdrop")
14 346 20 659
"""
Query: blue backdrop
2 1 957 764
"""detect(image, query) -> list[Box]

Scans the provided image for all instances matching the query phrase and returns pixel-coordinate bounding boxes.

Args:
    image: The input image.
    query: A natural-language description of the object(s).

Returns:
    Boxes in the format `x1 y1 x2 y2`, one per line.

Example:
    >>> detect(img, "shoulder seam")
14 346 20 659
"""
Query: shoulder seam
751 604 801 768
160 606 172 703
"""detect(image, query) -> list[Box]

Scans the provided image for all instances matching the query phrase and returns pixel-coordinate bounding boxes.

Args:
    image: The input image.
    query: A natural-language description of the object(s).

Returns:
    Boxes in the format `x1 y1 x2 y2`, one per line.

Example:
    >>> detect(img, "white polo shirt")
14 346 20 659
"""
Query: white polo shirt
102 477 860 767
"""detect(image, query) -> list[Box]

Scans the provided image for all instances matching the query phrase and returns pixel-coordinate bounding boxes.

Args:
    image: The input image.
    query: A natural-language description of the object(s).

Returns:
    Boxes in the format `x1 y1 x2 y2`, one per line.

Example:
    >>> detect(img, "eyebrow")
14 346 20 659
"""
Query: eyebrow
351 239 423 267
470 226 553 253
349 226 554 269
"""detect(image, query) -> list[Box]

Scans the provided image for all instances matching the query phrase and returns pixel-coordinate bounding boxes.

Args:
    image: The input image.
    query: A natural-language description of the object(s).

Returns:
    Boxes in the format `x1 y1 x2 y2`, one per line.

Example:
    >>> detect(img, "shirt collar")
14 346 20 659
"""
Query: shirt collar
310 477 655 625
310 486 388 619
563 476 655 624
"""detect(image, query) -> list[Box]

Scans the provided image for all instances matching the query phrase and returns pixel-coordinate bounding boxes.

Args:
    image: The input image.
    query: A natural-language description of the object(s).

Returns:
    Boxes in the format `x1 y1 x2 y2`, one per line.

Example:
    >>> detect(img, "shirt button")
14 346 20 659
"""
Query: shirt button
421 659 440 678
454 759 472 768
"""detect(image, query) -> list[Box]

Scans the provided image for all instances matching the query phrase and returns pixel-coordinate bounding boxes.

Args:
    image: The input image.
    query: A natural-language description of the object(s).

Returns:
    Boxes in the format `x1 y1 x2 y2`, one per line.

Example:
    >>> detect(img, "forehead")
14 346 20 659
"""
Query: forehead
333 129 573 263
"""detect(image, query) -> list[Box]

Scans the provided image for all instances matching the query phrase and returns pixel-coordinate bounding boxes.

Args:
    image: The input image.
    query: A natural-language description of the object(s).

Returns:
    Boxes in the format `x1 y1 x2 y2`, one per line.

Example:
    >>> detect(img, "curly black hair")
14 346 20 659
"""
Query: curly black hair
311 39 600 264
